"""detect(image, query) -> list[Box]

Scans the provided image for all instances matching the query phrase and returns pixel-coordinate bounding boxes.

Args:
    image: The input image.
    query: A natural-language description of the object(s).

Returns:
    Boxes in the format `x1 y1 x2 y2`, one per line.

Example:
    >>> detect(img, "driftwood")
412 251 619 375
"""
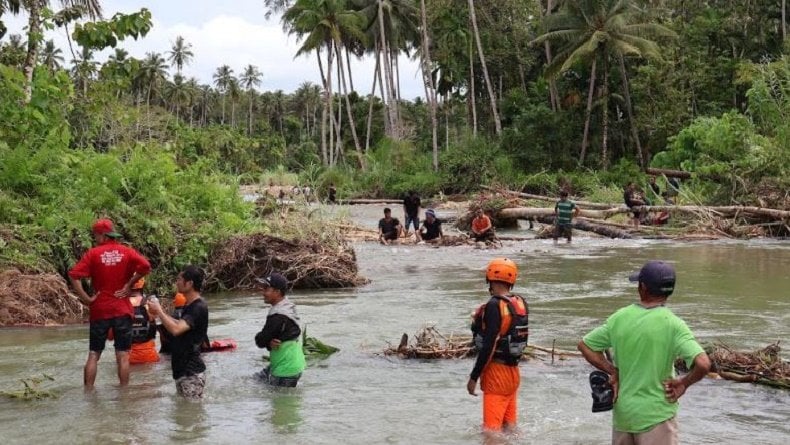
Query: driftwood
499 205 790 222
383 327 581 360
481 186 617 210
646 167 692 179
339 198 404 205
533 216 634 239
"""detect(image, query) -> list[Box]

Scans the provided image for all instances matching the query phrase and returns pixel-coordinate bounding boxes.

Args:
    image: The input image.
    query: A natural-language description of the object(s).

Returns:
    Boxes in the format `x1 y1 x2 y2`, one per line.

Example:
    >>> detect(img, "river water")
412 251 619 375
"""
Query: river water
1 204 788 444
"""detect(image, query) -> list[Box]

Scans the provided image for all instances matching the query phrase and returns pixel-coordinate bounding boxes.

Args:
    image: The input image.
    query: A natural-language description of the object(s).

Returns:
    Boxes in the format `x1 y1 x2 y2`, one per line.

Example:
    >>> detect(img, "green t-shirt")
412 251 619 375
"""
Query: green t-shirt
270 338 306 378
583 304 704 433
555 199 576 225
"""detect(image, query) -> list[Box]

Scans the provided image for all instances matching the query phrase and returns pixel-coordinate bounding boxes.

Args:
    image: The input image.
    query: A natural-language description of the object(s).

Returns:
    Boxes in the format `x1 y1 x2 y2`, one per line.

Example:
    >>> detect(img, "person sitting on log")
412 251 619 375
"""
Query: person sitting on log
554 190 580 244
624 182 646 229
417 209 443 244
378 207 402 245
470 208 496 242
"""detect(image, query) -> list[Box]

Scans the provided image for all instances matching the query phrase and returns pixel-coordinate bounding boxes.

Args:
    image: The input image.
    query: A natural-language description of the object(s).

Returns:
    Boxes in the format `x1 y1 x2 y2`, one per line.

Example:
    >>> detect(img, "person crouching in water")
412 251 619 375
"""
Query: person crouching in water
147 266 209 399
254 272 306 387
468 258 529 433
128 278 159 364
417 209 443 244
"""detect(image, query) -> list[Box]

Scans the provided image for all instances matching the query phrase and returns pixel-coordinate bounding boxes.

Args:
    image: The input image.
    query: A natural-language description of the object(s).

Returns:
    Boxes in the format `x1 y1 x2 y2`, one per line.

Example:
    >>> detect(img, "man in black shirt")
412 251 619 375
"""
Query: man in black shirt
378 207 402 245
148 265 209 400
417 209 443 243
402 190 421 235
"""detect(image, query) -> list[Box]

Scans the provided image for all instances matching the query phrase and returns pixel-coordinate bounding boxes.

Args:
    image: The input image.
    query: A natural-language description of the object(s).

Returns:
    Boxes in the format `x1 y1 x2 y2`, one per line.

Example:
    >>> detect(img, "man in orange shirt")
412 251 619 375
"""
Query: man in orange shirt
68 218 150 388
470 209 495 242
468 258 529 433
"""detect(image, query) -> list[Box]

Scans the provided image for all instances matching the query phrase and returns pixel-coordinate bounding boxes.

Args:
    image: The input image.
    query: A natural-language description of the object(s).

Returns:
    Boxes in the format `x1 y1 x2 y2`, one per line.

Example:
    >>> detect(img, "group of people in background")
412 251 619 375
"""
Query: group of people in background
377 190 444 245
624 176 680 228
67 218 305 400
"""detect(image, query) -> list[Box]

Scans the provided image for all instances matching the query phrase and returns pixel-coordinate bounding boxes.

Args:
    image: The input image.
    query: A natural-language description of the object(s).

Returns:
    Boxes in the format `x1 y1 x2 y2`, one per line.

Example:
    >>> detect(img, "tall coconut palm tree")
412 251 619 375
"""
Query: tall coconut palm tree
467 0 501 136
418 0 439 170
228 77 242 128
39 39 64 71
213 64 234 125
240 64 263 135
532 0 675 168
167 35 193 75
283 0 367 167
355 0 419 140
136 52 168 132
166 73 192 125
20 0 102 103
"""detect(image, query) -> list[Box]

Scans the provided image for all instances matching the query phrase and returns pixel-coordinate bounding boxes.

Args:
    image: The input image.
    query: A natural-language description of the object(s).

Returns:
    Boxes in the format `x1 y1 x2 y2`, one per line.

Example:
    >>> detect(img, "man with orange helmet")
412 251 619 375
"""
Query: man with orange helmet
127 278 160 364
467 258 529 433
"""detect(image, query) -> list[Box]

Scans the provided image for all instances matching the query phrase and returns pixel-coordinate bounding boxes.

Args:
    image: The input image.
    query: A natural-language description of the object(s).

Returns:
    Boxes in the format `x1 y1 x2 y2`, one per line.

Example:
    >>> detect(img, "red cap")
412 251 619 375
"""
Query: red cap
92 219 121 238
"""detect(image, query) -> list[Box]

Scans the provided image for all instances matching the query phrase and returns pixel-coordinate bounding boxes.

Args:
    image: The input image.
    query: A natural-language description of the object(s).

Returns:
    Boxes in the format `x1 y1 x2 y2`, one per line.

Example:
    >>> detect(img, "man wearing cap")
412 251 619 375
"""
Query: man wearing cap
417 208 443 243
578 261 711 445
69 218 151 388
254 273 306 387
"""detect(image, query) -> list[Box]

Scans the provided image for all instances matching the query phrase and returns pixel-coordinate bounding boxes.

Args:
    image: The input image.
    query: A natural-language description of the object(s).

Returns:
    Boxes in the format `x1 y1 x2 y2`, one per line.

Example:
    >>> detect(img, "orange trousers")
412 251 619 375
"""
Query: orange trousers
480 362 520 431
129 339 159 364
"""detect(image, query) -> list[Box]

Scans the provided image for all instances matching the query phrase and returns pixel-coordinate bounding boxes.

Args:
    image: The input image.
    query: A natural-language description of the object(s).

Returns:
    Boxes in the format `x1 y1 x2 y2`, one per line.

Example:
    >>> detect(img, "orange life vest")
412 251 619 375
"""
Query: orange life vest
472 294 529 362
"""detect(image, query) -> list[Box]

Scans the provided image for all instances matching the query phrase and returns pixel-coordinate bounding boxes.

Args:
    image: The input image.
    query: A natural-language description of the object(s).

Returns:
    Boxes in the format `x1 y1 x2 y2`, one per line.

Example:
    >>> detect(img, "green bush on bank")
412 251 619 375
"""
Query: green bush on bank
0 67 260 291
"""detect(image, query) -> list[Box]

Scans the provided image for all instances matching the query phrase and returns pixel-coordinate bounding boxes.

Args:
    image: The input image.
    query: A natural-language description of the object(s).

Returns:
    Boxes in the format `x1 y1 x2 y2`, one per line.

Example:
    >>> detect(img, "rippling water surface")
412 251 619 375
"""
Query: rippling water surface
1 204 788 444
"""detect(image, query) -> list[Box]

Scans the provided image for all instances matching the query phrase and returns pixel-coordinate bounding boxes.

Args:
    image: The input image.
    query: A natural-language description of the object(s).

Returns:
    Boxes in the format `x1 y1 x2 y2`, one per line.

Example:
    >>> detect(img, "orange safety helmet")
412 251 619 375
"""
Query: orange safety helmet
132 278 145 290
486 258 518 285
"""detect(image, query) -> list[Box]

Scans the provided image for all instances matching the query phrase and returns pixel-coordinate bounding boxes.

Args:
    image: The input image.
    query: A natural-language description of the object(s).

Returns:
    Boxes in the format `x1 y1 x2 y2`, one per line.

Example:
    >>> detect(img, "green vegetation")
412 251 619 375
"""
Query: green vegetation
1 0 790 282
0 374 58 401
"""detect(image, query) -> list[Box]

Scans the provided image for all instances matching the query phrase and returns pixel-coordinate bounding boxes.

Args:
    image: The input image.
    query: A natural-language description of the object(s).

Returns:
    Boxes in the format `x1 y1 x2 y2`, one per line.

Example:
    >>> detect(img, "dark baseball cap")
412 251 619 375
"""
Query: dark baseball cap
255 272 288 293
629 260 676 296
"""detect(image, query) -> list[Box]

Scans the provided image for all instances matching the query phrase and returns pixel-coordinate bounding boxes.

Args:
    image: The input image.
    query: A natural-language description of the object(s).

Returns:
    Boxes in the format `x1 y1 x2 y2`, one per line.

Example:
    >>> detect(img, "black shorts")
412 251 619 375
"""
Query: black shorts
382 231 399 241
90 316 133 352
554 224 573 240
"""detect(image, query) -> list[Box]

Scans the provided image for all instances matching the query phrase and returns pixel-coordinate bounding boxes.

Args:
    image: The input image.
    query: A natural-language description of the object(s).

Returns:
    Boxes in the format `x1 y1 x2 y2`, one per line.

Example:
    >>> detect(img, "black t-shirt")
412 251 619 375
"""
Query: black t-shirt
171 297 209 379
422 219 442 239
378 217 400 234
403 195 421 217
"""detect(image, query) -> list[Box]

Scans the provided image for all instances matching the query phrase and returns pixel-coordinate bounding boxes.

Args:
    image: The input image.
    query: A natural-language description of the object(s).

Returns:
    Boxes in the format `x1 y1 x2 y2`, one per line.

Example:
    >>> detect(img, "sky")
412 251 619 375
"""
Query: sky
3 0 424 98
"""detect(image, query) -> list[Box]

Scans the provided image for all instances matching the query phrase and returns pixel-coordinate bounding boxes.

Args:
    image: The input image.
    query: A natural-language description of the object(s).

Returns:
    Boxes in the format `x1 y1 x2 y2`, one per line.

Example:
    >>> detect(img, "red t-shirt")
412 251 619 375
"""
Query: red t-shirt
68 240 151 321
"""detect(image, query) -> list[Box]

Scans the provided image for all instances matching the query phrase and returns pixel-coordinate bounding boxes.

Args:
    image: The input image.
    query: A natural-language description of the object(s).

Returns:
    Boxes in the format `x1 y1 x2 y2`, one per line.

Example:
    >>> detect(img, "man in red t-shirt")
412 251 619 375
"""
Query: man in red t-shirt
68 218 151 388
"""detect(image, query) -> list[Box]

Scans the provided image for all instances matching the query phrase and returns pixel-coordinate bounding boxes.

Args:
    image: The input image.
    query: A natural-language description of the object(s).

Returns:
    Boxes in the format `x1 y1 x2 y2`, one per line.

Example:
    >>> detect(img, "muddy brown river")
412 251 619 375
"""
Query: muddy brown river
1 204 788 444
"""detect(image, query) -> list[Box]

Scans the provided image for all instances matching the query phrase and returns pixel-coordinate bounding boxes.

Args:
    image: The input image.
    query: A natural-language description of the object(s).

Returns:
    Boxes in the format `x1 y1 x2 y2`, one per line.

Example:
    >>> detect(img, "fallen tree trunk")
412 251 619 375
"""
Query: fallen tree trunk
646 167 692 179
339 198 404 205
500 205 790 221
481 186 618 209
499 207 614 220
534 216 634 239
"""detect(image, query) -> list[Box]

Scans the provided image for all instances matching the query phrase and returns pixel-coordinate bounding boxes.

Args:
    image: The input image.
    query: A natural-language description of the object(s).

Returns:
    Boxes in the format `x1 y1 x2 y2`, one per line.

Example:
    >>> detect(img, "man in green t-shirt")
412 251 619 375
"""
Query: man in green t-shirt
254 273 306 387
554 190 580 244
578 261 711 444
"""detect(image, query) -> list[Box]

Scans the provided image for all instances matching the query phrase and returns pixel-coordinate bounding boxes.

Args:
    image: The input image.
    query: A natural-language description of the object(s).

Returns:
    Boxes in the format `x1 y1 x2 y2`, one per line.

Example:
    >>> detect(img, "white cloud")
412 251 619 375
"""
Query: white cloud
2 2 424 99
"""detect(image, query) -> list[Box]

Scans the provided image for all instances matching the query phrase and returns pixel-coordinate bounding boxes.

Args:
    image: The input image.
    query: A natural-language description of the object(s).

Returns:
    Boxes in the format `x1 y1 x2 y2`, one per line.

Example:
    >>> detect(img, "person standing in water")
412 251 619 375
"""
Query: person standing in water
254 272 306 387
468 258 529 433
554 190 580 244
68 218 151 388
127 278 159 364
148 266 209 399
579 261 710 444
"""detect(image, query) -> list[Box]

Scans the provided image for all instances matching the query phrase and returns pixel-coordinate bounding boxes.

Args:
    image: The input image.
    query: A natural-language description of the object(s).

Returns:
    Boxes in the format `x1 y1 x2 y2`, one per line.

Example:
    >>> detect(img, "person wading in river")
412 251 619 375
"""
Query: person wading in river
127 278 159 364
468 258 529 433
403 190 421 236
554 190 580 244
578 260 711 445
69 218 151 388
254 272 306 387
148 266 209 400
